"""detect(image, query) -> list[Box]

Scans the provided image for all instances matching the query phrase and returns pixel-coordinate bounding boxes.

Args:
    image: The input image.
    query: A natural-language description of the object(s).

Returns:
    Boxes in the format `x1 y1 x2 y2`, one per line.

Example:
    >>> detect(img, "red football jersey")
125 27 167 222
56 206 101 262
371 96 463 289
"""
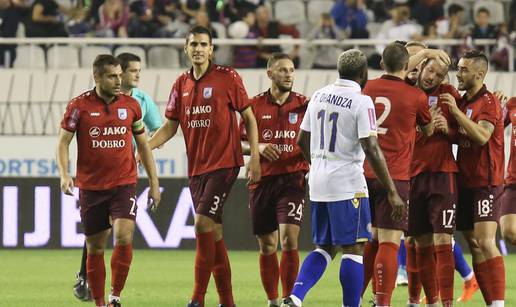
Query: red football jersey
363 75 432 180
61 90 144 190
456 85 504 188
504 97 516 184
240 90 310 177
165 63 250 177
411 84 460 176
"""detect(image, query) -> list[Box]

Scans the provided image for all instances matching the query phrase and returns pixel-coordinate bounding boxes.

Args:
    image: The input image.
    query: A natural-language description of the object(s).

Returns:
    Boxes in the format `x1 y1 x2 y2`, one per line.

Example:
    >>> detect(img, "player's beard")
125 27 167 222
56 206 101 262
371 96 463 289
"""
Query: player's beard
277 83 292 93
99 86 120 100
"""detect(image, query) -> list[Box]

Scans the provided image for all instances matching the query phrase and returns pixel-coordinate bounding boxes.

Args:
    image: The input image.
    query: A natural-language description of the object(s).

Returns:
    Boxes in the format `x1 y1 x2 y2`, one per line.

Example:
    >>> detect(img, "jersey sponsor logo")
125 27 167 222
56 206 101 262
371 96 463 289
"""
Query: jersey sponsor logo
118 108 127 120
187 119 211 128
102 126 127 136
273 144 294 152
262 115 272 120
203 87 213 99
185 105 212 116
274 130 296 139
90 112 100 117
288 112 298 124
466 108 473 119
262 129 273 141
91 139 127 148
89 126 101 138
428 96 438 107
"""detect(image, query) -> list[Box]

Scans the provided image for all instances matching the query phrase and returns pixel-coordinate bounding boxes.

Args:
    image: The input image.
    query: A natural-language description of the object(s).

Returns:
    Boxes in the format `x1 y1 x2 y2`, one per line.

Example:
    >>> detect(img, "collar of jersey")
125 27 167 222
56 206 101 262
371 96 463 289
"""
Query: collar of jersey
462 84 488 104
265 89 293 105
188 61 214 81
91 88 120 104
334 78 361 92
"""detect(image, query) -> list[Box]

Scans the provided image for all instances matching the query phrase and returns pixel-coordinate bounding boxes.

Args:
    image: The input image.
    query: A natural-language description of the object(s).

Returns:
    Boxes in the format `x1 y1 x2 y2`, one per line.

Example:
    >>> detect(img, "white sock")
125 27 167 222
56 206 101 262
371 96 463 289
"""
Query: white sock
463 271 474 282
491 300 505 307
268 298 280 306
291 295 302 306
108 294 120 302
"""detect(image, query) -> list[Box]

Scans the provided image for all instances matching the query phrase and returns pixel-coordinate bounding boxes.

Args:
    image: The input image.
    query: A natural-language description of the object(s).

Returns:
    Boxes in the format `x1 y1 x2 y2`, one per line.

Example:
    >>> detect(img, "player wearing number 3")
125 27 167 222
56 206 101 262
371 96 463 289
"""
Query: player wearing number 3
240 53 309 307
361 43 434 307
282 49 404 307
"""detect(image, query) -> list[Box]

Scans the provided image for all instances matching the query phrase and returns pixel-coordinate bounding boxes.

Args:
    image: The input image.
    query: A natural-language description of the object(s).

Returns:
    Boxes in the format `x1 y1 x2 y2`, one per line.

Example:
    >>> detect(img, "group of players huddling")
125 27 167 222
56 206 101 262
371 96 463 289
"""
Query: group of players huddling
57 25 516 307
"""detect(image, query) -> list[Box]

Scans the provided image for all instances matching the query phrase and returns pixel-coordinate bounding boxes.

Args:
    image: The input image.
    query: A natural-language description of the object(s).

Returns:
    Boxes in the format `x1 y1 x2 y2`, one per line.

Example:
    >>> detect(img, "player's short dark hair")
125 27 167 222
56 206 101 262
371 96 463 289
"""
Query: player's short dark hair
186 25 213 44
93 54 120 75
477 7 490 16
461 49 489 69
267 52 292 68
394 40 407 46
448 3 464 17
382 43 409 73
337 49 367 80
116 52 141 71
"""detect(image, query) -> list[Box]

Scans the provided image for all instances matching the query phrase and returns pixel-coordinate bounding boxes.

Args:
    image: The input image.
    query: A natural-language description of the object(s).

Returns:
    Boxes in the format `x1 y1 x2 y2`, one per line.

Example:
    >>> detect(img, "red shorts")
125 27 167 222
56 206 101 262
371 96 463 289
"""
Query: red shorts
248 171 306 235
188 167 239 224
367 179 410 232
501 184 516 216
456 186 503 231
79 184 137 236
408 172 457 236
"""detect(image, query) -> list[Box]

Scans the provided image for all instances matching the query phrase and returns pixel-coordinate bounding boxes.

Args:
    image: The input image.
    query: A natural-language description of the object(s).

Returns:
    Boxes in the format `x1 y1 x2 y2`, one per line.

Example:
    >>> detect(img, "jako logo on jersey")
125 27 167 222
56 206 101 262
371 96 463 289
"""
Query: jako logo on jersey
274 130 296 139
203 87 212 99
262 129 273 141
89 126 101 138
118 108 127 120
428 96 438 107
262 115 272 119
192 105 212 115
288 112 298 124
90 112 100 117
102 126 127 135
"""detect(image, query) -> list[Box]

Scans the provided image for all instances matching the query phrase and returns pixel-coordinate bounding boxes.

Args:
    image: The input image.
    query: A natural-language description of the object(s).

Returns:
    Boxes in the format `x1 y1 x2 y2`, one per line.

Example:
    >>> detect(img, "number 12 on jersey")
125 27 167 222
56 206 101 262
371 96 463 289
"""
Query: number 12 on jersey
317 109 339 152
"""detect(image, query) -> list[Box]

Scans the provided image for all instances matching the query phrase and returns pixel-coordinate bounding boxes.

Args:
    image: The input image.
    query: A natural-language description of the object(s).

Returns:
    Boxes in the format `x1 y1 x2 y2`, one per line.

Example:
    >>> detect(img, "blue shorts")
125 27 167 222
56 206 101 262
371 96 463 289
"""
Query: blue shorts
311 198 372 246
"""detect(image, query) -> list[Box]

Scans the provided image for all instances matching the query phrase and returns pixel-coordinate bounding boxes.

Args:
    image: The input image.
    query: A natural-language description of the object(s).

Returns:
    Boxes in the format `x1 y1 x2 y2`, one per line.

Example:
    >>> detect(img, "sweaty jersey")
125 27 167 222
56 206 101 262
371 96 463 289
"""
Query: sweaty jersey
411 84 460 176
241 90 309 177
363 75 431 180
132 88 162 132
61 89 145 190
165 63 250 177
456 85 504 188
300 78 377 202
504 97 516 184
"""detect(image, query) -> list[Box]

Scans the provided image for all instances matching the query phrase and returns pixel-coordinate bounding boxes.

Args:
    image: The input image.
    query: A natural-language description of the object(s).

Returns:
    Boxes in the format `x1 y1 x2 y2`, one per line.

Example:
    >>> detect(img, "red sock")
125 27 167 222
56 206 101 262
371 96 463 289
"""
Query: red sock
405 241 422 304
362 239 379 296
416 245 438 304
280 249 299 298
87 253 106 306
110 244 133 297
213 239 234 306
259 253 279 300
435 244 454 305
192 231 216 306
374 242 399 306
473 260 492 305
485 256 505 301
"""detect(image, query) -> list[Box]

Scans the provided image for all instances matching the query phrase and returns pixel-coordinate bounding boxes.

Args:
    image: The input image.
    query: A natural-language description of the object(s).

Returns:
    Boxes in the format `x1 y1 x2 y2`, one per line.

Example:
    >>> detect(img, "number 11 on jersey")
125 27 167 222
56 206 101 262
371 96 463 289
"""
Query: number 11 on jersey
317 109 339 152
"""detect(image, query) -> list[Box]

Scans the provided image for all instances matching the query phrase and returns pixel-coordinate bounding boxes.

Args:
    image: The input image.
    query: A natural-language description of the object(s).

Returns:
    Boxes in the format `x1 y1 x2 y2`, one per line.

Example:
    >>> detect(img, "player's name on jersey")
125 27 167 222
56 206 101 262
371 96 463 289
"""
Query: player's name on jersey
313 92 353 109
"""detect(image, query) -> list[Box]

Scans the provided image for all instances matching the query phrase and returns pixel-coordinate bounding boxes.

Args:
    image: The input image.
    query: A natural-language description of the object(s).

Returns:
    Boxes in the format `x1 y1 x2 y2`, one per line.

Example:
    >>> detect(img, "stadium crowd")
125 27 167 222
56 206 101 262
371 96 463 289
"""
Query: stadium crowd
1 0 515 69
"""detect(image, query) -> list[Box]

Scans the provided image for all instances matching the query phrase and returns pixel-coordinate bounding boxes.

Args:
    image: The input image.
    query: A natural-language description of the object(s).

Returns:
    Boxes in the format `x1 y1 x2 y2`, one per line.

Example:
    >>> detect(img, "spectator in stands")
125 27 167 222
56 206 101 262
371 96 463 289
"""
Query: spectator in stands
233 9 259 68
410 0 444 29
193 10 218 40
95 0 129 37
153 0 189 37
25 0 69 37
307 12 345 69
0 0 27 67
127 0 157 37
224 0 264 23
435 3 466 39
255 5 300 68
510 0 516 33
179 0 205 19
330 0 369 38
471 7 498 40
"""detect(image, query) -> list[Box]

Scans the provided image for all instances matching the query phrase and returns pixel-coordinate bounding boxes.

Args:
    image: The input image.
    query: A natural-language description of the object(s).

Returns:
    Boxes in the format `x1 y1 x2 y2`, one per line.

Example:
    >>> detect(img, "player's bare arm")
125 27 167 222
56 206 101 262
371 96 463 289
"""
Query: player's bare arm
135 133 161 210
56 128 75 195
240 107 262 184
407 49 451 73
242 141 281 162
440 92 495 145
359 135 405 222
148 119 179 150
296 129 310 163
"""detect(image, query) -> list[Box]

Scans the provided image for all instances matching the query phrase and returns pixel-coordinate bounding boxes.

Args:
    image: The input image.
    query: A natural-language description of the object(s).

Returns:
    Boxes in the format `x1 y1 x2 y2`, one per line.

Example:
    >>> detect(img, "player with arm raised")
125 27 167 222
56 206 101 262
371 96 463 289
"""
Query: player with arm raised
148 26 261 307
281 49 404 307
361 43 434 307
440 50 505 307
57 54 161 307
240 53 309 307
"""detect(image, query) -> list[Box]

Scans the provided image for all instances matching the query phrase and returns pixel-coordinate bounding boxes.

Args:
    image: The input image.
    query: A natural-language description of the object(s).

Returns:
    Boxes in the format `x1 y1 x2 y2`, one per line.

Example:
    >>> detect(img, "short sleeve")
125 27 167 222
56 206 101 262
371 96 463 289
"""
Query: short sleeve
228 71 251 112
478 96 500 125
142 93 162 132
505 98 516 127
132 101 145 135
357 96 378 139
60 99 81 132
416 92 432 126
300 100 312 132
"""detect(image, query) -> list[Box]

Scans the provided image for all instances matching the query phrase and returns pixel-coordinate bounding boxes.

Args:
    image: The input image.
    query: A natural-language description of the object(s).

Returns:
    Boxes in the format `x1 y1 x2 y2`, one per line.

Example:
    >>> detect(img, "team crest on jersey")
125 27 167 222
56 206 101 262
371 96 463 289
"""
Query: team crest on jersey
203 87 213 99
288 112 298 124
428 96 438 107
466 108 473 119
118 108 127 120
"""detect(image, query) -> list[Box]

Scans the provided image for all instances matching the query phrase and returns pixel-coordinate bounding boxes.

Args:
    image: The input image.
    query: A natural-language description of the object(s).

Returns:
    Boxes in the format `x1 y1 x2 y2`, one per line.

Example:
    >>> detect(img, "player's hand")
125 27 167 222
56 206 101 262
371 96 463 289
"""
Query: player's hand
439 93 460 116
387 191 405 223
494 91 508 107
259 143 281 161
60 175 74 195
147 184 161 212
246 156 261 185
429 104 442 119
434 114 449 135
426 49 451 67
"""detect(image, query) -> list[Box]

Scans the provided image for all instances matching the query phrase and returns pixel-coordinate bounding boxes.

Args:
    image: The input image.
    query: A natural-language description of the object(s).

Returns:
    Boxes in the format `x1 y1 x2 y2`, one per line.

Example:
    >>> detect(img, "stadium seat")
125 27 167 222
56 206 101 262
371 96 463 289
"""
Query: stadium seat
13 45 46 69
70 69 95 98
473 0 505 25
274 0 306 25
307 0 335 24
114 46 147 68
47 45 80 69
80 45 112 67
148 46 181 69
239 69 264 97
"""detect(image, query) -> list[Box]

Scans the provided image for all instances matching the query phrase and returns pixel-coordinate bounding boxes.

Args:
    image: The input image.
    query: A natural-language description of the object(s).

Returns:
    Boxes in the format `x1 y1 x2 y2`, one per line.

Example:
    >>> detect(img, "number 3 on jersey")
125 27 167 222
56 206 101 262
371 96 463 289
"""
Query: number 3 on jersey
374 97 391 135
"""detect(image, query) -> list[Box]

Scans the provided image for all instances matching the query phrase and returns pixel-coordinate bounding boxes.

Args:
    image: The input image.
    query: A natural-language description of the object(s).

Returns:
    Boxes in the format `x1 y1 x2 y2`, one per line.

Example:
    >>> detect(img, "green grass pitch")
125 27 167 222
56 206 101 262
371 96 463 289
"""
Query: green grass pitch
0 249 514 306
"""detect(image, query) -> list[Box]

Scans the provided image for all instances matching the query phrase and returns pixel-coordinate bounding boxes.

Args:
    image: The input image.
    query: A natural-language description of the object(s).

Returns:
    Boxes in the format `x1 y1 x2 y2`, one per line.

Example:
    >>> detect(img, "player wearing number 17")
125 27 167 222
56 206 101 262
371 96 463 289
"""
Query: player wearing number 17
57 54 161 307
281 49 405 307
361 43 434 307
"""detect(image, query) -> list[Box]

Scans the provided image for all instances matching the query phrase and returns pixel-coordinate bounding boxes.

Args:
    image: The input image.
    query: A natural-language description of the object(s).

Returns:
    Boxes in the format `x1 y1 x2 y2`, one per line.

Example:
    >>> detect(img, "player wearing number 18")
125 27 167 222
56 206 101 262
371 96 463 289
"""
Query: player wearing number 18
361 43 434 306
281 49 405 307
